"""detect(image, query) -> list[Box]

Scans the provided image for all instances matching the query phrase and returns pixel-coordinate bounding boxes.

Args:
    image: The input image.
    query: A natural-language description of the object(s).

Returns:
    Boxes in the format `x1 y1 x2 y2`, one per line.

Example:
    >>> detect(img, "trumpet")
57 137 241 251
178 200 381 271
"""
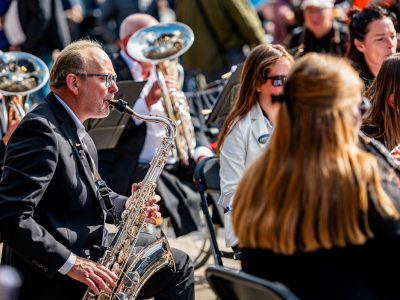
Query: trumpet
126 22 196 166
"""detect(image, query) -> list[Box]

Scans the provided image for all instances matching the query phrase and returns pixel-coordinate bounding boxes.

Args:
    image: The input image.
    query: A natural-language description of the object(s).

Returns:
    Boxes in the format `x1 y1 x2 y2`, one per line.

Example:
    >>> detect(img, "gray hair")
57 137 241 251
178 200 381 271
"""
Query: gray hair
50 40 103 88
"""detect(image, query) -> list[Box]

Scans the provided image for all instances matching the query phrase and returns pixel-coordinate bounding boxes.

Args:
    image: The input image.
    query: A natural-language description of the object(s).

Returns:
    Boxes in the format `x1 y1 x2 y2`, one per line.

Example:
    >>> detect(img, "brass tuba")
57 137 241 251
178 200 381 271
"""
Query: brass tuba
126 22 196 166
0 51 49 129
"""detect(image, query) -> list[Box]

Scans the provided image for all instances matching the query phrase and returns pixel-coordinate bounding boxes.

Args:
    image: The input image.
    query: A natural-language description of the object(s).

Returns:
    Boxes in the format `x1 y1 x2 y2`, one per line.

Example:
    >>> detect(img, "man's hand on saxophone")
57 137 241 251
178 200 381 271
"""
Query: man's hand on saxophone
125 182 162 226
67 257 118 296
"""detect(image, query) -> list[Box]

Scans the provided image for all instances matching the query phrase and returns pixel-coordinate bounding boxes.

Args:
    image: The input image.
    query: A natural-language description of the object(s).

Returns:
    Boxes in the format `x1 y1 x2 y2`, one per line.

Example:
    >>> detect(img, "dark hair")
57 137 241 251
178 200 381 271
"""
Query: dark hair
362 53 400 149
347 5 397 80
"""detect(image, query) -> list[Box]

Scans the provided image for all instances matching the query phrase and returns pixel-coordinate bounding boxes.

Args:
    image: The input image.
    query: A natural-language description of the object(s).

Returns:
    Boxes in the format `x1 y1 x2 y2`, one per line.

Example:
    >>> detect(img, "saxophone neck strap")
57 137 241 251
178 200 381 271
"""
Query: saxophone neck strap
84 147 120 226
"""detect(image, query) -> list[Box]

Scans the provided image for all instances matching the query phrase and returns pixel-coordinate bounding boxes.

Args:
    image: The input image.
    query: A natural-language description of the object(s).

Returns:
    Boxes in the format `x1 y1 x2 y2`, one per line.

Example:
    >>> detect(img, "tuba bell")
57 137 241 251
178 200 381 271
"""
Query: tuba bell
126 22 196 166
0 51 49 130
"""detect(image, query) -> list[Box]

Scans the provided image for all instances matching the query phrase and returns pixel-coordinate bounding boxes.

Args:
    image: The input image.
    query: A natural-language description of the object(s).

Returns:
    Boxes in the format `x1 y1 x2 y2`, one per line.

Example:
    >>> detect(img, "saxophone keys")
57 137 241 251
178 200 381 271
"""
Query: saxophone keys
112 262 121 273
113 292 128 300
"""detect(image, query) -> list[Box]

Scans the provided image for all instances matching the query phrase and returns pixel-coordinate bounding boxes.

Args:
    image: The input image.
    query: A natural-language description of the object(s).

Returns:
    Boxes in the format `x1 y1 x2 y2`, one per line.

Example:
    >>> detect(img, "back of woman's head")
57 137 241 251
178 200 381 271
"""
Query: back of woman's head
363 53 400 149
280 53 362 151
348 5 397 71
217 44 293 152
233 53 398 254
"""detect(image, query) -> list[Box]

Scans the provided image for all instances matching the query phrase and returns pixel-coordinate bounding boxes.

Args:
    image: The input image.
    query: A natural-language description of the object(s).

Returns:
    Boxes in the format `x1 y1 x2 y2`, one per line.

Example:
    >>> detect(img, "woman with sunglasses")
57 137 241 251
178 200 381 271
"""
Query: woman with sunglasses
362 53 400 151
217 44 294 250
348 5 397 89
232 53 400 300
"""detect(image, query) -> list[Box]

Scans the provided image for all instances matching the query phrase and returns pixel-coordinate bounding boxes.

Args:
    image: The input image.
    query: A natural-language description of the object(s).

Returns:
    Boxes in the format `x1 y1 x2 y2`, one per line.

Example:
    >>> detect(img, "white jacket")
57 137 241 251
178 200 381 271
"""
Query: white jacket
219 102 272 246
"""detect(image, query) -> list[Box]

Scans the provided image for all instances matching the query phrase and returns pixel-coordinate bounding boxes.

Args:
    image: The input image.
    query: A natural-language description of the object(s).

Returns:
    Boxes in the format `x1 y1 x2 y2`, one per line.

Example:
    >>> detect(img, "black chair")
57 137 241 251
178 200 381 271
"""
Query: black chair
194 156 237 266
206 266 301 300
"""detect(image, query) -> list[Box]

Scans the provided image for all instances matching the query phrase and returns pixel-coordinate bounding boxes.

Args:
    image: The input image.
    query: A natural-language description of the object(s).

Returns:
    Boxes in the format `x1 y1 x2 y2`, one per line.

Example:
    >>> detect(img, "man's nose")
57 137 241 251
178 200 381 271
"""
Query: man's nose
108 80 118 93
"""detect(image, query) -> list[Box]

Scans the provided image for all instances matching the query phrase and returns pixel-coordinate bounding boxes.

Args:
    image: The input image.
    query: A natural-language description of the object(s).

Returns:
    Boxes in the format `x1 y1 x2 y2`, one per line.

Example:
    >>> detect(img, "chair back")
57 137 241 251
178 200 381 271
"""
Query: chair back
206 266 300 300
194 156 220 193
195 156 238 265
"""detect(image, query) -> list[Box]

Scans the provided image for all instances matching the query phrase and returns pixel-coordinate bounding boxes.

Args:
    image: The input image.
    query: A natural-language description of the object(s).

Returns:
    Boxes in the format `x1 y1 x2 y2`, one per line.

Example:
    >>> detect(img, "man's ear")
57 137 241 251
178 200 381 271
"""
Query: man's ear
65 73 79 95
354 39 365 53
387 93 395 108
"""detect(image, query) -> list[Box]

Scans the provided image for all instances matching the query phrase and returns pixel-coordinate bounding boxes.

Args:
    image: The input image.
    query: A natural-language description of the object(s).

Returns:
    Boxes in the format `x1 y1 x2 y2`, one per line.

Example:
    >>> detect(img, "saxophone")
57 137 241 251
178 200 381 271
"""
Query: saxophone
82 98 176 300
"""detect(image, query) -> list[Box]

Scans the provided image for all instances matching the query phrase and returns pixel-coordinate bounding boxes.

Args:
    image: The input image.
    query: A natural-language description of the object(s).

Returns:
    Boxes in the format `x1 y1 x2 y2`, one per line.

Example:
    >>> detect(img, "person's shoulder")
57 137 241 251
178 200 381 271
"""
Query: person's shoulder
229 107 258 136
287 26 304 47
360 133 400 172
23 95 66 129
361 124 384 143
289 26 304 39
235 109 254 126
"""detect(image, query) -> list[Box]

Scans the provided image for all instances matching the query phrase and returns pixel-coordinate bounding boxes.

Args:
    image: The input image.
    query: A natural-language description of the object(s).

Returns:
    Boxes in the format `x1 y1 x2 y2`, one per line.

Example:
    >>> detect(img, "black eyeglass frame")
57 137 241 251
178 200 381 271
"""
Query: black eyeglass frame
75 72 117 88
265 75 287 87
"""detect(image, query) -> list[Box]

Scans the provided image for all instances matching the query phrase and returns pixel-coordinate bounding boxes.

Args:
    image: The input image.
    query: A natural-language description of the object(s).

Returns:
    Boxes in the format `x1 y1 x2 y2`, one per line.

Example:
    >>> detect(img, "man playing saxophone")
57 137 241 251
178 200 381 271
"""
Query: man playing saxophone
0 40 194 300
98 14 214 238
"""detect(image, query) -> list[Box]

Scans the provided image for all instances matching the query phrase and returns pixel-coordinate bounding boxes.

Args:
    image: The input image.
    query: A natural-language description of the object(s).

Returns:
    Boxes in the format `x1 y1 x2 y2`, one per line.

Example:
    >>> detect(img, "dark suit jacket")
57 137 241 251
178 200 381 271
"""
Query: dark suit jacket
18 0 71 54
0 93 126 300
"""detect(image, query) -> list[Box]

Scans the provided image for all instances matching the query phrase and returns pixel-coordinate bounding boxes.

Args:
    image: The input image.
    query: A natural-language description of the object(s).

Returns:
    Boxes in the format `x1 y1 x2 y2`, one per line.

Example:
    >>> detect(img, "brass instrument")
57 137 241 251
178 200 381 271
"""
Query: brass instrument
127 22 196 166
0 51 49 128
82 98 176 300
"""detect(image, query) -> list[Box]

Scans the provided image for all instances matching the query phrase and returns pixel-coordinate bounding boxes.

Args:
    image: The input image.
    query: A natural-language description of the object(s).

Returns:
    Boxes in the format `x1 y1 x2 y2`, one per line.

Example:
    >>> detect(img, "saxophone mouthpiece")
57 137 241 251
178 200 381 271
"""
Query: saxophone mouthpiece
108 98 129 113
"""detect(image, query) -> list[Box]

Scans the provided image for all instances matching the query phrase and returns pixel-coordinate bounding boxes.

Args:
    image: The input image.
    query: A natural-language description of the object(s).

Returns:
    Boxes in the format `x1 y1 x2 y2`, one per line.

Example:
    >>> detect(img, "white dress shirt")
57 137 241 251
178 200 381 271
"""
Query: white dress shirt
120 51 213 164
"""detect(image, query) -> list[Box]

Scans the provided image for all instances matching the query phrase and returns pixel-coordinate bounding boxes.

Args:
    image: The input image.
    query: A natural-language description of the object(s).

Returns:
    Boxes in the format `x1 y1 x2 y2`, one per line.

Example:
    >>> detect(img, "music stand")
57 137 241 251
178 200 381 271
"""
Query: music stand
206 64 243 125
85 80 146 150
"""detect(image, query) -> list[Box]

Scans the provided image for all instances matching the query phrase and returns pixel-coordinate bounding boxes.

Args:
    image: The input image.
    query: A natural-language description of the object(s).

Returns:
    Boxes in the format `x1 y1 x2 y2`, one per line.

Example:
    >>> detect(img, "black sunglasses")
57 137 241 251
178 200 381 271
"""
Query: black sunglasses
266 76 287 87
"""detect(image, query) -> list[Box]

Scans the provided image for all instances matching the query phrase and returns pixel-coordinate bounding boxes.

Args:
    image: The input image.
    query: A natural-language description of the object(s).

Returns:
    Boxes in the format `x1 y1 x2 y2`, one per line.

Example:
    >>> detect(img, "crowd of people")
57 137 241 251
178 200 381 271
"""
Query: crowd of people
0 0 399 300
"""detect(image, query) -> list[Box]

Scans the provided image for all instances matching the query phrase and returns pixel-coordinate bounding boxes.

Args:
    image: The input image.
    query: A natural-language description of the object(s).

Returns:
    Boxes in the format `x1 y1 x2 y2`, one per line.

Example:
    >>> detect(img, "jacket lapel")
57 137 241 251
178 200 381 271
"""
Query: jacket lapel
250 103 269 146
46 94 99 197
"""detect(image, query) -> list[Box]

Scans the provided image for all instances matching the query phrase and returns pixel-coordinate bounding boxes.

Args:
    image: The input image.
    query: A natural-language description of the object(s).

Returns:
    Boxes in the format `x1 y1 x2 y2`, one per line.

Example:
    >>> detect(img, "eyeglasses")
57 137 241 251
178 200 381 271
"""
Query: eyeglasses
266 76 287 87
75 73 117 88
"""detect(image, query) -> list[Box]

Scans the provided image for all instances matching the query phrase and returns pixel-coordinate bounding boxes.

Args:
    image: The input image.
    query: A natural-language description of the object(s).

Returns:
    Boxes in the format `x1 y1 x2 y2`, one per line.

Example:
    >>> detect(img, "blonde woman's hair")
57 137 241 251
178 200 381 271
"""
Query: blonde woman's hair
233 53 399 255
217 44 294 153
363 53 400 149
